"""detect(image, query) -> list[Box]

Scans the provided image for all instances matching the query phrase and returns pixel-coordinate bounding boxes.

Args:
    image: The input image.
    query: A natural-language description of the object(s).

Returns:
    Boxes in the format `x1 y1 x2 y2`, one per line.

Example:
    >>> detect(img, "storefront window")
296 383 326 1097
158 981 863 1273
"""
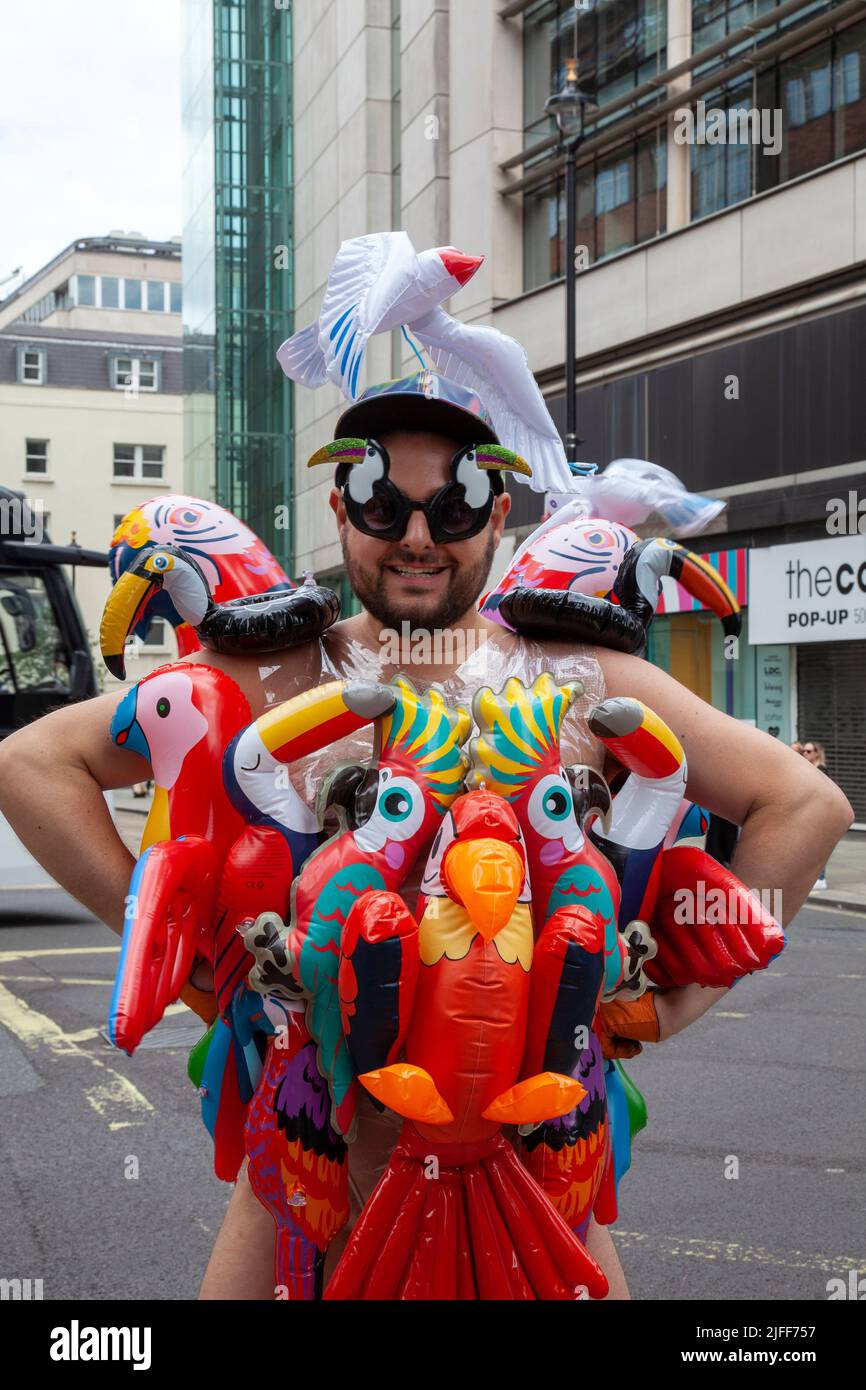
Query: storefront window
648 608 758 723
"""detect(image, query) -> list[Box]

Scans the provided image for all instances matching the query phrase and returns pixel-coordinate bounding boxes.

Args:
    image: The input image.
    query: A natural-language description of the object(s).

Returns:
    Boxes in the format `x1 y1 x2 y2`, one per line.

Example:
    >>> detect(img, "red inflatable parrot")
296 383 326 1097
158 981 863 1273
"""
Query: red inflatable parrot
325 788 609 1301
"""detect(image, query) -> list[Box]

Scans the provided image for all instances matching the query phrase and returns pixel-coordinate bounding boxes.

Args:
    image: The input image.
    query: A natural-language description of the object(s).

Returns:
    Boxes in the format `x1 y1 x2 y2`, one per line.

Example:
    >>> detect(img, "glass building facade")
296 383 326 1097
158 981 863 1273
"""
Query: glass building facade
690 5 866 219
523 0 668 289
181 0 294 568
523 1 866 289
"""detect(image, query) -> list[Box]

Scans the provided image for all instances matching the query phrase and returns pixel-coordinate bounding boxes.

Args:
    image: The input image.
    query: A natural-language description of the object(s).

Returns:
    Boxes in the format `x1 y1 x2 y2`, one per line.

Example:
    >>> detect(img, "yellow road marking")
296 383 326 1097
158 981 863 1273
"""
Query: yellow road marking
0 980 154 1126
611 1229 865 1276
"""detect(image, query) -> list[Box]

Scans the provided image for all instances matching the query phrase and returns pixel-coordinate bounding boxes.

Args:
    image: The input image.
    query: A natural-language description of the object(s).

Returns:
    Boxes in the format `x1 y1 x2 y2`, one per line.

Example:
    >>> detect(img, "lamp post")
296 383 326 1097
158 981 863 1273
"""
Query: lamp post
545 55 596 472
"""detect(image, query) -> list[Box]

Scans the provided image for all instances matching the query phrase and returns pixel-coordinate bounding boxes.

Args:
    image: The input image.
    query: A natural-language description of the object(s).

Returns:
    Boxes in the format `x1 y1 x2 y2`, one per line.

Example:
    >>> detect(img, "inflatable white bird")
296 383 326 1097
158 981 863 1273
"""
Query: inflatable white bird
278 231 574 493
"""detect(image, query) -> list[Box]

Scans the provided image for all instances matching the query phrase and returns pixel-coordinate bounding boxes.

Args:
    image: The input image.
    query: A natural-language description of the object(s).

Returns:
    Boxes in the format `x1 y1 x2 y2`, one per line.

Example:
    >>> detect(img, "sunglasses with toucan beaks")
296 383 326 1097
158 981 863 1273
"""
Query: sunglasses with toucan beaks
308 437 532 544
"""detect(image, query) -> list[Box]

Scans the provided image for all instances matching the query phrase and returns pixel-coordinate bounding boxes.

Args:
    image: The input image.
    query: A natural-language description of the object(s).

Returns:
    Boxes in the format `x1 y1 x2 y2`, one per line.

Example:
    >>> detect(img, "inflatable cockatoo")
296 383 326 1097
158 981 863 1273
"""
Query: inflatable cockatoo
276 231 575 494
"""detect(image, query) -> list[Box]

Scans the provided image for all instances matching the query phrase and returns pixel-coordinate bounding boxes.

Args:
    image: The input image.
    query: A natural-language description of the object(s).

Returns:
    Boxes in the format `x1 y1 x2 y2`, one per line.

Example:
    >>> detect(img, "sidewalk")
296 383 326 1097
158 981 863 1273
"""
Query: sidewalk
113 786 153 816
806 830 866 913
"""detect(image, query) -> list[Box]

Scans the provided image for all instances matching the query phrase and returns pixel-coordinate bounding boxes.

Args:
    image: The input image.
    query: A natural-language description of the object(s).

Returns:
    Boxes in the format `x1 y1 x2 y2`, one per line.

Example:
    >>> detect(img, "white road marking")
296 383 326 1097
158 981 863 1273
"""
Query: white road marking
0 975 116 986
64 1002 189 1045
0 882 57 891
714 1010 749 1019
0 980 154 1128
611 1229 865 1276
0 946 120 963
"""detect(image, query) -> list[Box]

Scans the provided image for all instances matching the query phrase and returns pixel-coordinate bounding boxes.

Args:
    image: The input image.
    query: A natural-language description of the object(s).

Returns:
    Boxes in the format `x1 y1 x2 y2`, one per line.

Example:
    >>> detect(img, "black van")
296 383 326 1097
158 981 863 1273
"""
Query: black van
0 486 105 740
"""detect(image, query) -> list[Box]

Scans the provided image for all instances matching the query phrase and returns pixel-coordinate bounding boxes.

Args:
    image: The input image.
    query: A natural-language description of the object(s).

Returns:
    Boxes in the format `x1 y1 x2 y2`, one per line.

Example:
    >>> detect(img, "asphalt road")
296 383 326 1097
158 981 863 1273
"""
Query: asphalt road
0 874 863 1302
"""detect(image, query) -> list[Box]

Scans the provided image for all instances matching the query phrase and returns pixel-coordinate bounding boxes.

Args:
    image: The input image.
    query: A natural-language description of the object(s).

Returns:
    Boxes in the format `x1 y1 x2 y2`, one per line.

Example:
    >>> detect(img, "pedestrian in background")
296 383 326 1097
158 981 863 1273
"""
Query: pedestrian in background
800 741 831 888
802 740 828 772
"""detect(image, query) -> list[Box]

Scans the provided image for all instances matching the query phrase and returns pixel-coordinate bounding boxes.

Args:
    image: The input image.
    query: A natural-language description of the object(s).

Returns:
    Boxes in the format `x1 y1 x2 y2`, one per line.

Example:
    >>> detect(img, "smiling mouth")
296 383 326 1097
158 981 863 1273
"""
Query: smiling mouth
386 565 449 578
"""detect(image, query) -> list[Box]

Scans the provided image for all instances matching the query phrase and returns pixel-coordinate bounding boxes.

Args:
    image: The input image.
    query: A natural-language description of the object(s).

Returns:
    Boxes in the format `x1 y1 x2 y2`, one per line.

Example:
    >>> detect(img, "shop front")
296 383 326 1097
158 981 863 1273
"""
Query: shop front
749 535 866 825
648 534 866 822
647 545 762 721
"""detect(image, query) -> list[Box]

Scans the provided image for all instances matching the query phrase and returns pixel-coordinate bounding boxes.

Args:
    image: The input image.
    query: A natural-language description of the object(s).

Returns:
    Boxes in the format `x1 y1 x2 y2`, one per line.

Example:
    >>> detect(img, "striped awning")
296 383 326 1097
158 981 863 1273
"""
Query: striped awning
656 546 749 615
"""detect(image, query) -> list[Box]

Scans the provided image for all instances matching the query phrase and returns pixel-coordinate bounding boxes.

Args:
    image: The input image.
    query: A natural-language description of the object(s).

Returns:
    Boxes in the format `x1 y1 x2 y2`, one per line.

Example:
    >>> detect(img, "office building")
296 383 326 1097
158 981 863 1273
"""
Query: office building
0 233 184 682
183 0 865 815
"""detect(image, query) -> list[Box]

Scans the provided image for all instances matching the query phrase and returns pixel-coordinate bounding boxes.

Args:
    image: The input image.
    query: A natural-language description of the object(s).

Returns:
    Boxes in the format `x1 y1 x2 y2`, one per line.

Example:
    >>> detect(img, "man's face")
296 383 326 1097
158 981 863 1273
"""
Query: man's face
330 429 511 632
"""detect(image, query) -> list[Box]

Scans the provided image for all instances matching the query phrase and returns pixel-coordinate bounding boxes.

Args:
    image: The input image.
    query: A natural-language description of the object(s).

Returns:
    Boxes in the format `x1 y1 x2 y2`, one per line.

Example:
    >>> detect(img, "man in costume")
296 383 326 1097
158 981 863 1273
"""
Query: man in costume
0 229 853 1297
0 371 852 1297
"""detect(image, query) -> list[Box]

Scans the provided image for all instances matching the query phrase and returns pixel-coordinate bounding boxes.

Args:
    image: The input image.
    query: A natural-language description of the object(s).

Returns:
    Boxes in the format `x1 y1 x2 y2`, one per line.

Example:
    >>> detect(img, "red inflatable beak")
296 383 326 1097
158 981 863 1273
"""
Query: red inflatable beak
109 837 218 1054
439 248 484 287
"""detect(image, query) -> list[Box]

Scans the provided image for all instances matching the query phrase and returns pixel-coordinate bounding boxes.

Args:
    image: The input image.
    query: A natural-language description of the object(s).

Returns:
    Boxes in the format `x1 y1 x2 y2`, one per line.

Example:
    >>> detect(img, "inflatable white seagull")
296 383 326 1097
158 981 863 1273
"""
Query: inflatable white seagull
277 230 574 494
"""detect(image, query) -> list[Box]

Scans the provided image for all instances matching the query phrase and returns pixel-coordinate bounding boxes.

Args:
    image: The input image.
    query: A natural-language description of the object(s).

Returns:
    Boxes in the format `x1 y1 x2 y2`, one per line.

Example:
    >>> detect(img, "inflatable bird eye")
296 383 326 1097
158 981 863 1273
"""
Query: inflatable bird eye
146 551 175 573
354 770 426 850
527 770 584 851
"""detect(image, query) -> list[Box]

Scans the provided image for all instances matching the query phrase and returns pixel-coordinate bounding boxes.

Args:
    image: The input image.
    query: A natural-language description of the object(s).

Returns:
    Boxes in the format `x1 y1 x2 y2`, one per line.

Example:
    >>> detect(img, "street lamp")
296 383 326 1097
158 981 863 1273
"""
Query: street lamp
545 55 596 472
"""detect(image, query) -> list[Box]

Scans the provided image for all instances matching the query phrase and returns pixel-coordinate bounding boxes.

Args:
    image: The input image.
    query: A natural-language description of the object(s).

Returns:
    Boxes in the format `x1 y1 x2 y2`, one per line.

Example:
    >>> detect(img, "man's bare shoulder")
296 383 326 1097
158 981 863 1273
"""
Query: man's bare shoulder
176 635 325 718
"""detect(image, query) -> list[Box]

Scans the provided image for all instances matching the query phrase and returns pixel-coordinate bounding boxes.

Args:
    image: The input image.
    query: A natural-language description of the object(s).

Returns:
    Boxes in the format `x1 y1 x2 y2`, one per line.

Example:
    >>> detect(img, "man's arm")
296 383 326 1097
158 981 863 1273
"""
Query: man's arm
597 646 853 923
0 692 151 934
0 640 317 937
596 647 854 1039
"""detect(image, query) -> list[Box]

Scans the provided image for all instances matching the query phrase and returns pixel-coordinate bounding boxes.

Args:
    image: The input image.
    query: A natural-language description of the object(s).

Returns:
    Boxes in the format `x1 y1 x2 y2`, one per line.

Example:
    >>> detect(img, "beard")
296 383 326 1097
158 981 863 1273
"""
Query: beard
342 532 495 634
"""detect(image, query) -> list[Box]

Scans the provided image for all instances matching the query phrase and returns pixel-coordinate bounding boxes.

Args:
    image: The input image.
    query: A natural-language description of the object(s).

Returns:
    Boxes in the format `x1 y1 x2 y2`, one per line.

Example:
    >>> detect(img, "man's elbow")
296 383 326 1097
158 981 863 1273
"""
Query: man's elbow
822 779 855 840
800 771 856 853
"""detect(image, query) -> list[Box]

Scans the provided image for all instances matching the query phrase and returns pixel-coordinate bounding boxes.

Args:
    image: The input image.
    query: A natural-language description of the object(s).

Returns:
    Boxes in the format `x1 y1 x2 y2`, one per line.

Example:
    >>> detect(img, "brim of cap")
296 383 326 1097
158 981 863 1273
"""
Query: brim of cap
335 393 500 447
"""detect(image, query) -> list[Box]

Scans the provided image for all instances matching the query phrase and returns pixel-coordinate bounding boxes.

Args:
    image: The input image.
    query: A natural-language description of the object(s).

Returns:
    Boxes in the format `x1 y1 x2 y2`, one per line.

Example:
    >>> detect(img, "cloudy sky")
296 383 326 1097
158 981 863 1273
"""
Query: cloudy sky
0 0 183 293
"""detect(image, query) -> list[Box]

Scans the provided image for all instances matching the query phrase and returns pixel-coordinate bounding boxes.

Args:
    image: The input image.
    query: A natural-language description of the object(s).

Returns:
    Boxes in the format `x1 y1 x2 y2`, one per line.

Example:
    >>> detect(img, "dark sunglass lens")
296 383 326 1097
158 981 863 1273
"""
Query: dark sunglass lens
439 494 479 535
360 492 399 532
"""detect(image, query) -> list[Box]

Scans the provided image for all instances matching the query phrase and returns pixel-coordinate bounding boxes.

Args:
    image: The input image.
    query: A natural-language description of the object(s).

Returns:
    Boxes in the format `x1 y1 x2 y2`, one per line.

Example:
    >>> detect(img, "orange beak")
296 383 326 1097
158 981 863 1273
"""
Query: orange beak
442 838 524 941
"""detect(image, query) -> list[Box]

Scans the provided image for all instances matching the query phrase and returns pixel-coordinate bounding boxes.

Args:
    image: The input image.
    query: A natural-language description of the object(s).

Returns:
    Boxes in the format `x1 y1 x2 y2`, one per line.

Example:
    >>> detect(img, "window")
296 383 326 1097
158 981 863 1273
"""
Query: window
691 78 755 218
124 279 142 310
113 357 158 392
18 346 45 384
755 24 865 199
75 275 96 306
169 281 182 313
19 282 70 325
523 0 667 141
113 444 165 480
142 619 167 648
694 22 866 212
523 127 666 288
101 276 119 308
835 21 866 156
147 280 165 311
0 572 72 696
25 440 49 476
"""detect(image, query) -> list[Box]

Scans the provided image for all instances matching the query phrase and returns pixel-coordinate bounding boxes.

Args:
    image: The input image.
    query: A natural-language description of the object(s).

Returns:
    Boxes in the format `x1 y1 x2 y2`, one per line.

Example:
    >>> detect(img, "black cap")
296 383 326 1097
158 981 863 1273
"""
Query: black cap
334 369 500 447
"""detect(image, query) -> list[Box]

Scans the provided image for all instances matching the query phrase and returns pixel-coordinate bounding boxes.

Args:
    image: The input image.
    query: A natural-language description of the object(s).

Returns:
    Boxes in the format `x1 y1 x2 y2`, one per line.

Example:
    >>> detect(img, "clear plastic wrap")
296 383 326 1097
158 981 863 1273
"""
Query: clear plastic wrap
282 626 607 822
